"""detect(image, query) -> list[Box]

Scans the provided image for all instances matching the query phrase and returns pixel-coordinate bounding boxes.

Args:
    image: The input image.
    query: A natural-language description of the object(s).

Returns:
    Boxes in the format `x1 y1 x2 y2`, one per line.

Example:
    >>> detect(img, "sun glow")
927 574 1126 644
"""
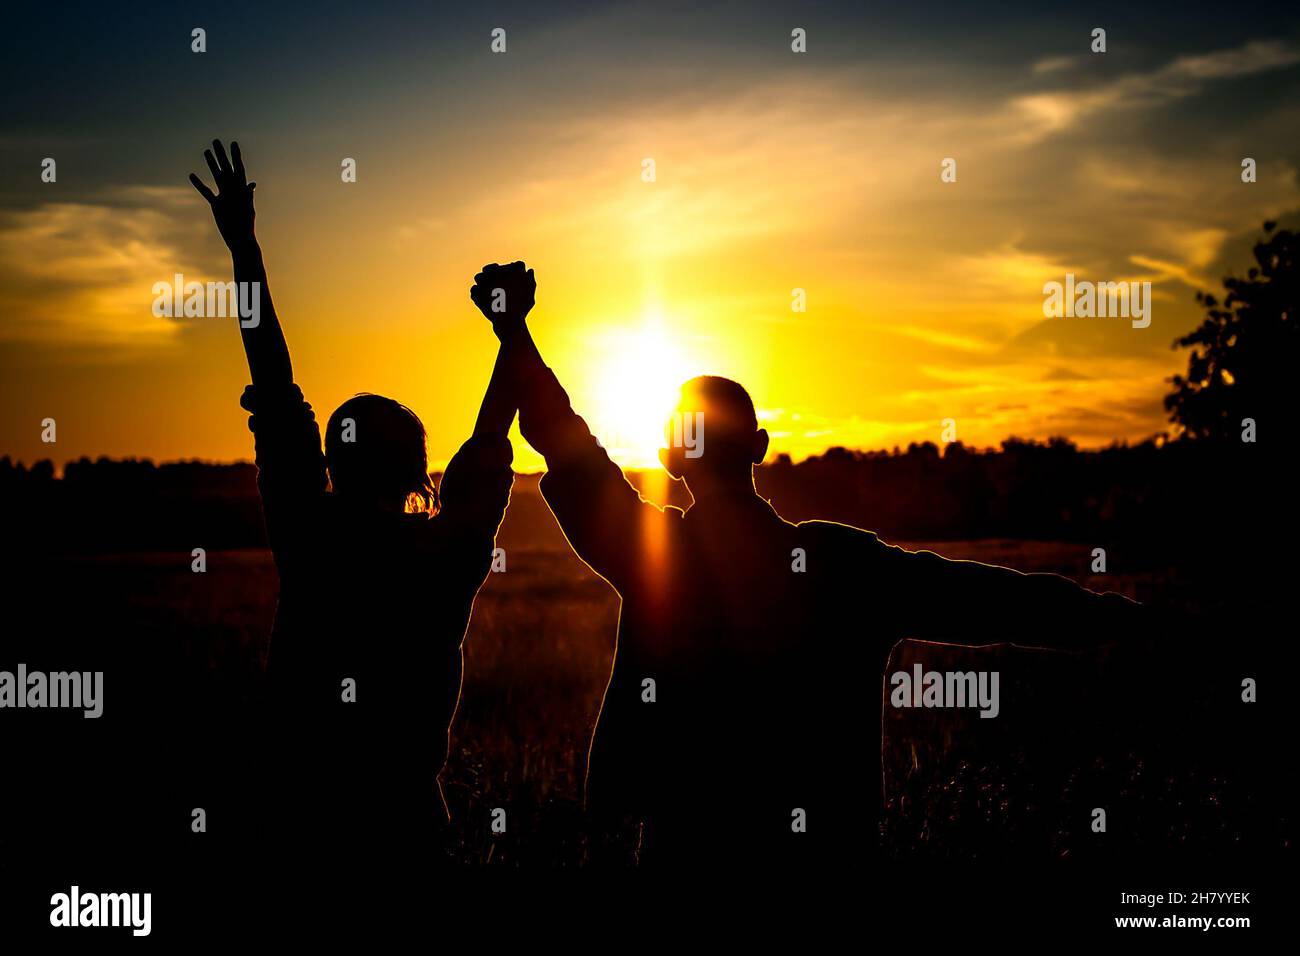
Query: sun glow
589 314 698 469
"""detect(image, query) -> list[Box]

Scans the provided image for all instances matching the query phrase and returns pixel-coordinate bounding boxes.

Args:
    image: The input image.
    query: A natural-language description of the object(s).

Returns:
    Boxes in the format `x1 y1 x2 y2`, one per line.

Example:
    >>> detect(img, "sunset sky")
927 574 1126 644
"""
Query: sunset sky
3 1 1299 471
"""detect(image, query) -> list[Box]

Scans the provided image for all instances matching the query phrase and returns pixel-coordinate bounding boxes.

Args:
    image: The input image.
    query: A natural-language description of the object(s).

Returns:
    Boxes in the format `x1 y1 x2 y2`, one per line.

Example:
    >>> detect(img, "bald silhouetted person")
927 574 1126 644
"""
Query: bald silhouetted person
473 261 1143 867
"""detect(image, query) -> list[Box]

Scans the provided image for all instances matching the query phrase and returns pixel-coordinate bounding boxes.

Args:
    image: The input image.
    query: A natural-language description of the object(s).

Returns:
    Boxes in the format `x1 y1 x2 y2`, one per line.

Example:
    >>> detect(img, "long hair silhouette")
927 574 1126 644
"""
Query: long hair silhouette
325 394 438 514
191 139 519 872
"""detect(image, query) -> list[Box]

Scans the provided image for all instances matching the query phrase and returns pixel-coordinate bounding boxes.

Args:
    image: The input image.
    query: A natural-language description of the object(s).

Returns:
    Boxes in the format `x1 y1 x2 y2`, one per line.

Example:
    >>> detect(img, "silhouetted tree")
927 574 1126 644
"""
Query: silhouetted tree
1165 222 1298 442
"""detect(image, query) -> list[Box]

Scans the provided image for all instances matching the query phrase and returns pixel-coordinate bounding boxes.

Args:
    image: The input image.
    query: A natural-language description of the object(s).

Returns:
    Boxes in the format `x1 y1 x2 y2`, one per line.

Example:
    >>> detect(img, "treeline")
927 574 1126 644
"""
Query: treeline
2 457 267 552
1 436 1287 567
761 439 1185 552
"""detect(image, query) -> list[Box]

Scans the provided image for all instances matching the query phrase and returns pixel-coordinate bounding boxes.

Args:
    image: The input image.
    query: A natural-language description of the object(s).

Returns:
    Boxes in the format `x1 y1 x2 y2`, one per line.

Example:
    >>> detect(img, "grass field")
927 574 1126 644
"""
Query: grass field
49 498 1281 869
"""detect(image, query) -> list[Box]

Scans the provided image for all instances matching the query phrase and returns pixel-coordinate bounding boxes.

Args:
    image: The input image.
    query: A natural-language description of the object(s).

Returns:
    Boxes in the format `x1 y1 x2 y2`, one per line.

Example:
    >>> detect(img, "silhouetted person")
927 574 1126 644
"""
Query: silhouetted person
473 261 1145 867
190 142 517 868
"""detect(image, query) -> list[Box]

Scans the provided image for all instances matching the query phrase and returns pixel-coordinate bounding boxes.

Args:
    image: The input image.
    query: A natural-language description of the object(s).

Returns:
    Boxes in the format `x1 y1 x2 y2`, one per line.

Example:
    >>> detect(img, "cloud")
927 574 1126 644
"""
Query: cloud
0 187 219 349
1010 40 1300 143
4 28 1297 464
1043 366 1091 382
1127 254 1214 294
875 324 1003 356
1171 40 1300 81
1032 55 1083 76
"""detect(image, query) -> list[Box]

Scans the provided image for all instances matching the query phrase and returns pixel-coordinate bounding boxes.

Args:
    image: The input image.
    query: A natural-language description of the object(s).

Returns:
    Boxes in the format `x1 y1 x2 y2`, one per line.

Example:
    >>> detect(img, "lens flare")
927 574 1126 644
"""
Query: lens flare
590 316 696 469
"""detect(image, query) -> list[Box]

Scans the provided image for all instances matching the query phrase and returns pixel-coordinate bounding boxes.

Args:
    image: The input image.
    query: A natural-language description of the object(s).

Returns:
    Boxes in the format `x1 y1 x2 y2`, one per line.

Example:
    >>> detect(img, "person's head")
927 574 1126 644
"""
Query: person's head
325 394 437 514
658 376 768 493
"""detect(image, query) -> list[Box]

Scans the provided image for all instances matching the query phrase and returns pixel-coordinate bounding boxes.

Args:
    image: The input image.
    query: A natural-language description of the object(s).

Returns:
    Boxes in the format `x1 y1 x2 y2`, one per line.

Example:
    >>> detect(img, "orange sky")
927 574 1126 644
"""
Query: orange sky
3 10 1299 472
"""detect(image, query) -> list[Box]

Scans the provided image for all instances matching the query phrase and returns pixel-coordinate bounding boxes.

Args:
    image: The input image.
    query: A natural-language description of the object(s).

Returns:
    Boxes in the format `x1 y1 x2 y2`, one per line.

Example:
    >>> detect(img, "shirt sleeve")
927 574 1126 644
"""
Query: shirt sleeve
518 363 675 593
432 433 515 588
873 538 1145 649
239 383 327 560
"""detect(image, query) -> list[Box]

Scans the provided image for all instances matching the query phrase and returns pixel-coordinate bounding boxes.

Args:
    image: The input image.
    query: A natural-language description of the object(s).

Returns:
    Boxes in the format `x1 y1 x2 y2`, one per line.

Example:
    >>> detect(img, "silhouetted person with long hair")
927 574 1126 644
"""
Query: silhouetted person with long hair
473 261 1145 867
190 141 517 868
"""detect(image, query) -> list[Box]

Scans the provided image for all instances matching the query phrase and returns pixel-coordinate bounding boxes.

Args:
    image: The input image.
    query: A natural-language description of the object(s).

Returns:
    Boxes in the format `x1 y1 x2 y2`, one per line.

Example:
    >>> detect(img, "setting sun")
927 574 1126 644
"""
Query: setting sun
588 313 698 469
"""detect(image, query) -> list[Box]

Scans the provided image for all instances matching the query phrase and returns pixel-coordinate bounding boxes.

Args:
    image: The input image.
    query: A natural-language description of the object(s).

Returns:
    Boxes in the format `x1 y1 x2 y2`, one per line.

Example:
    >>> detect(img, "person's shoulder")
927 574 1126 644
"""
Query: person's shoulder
623 498 686 528
794 519 890 567
795 519 882 547
444 435 514 484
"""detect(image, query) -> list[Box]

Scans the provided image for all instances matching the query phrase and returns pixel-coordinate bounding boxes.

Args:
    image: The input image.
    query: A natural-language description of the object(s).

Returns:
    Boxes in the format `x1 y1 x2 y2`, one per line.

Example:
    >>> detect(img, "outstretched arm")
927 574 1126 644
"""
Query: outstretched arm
189 139 291 387
878 541 1146 651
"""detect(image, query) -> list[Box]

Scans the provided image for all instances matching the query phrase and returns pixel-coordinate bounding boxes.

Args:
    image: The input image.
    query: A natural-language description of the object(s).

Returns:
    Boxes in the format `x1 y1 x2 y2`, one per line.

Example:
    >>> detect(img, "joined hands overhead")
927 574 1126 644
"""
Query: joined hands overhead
471 261 536 339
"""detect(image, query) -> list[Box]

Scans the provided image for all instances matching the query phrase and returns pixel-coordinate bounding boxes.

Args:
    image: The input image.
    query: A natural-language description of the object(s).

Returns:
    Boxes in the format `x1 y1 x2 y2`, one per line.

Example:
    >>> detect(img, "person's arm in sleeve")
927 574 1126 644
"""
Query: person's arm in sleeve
434 323 520 582
433 432 514 590
192 140 325 557
428 267 523 588
469 262 670 591
238 384 328 553
874 538 1147 651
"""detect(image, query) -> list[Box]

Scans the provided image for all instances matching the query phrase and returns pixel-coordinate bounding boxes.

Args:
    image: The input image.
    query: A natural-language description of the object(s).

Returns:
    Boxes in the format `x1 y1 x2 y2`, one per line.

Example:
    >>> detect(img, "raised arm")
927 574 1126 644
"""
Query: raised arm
469 262 675 592
469 262 533 439
422 265 526 565
469 262 590 463
189 139 291 387
190 140 325 559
